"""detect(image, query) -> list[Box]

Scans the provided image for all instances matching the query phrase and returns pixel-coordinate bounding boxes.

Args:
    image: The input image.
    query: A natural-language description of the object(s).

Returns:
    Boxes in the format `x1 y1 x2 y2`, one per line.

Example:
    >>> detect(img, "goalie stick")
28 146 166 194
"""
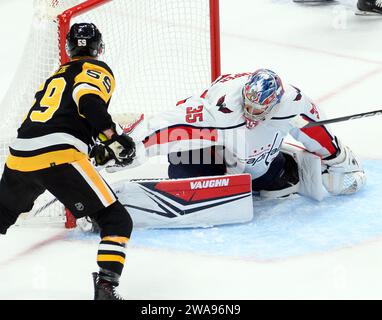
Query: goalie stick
302 108 382 128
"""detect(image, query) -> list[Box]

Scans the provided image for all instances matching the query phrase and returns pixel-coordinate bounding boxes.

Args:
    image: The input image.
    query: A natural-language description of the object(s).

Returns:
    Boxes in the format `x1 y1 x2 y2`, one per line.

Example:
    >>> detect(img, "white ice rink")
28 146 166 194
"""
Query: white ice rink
0 0 382 300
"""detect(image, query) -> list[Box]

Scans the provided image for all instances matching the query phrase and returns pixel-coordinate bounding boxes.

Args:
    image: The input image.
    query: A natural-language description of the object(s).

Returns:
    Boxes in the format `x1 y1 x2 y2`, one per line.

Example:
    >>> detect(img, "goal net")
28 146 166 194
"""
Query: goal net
1 0 221 228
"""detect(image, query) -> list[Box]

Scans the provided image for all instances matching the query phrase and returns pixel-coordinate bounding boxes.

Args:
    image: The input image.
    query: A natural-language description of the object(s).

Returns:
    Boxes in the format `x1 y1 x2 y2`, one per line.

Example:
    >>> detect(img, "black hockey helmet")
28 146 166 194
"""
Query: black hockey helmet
66 23 104 58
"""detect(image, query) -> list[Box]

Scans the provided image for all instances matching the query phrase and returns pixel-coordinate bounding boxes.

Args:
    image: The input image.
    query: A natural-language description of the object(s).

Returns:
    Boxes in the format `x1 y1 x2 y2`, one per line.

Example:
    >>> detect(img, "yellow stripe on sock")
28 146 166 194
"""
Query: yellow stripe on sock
97 254 125 264
102 236 129 244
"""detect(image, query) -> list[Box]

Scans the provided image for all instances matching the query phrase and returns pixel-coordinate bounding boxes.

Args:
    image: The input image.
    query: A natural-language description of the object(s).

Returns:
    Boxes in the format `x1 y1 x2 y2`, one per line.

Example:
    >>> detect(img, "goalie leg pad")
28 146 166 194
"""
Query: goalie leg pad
280 143 325 201
111 174 253 229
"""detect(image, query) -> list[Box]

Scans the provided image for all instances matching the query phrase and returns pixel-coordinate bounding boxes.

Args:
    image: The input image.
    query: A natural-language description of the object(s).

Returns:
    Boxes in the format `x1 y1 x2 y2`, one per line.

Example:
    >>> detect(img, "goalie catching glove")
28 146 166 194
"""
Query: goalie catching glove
90 132 136 168
321 140 366 195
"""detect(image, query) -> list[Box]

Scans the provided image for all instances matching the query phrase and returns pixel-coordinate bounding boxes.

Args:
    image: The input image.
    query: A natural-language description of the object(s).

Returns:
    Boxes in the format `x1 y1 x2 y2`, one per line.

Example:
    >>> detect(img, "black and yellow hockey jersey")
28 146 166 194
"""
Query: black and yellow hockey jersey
6 58 115 172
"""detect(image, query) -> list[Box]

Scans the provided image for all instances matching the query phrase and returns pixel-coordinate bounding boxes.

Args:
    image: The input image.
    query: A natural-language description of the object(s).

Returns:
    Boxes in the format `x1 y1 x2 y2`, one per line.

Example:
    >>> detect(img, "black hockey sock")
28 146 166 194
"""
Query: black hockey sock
91 201 133 286
97 235 128 286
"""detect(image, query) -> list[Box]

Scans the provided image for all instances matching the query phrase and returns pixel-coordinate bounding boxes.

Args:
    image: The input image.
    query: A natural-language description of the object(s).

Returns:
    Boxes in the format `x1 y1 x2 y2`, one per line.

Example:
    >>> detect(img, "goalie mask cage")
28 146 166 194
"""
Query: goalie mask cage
1 0 221 228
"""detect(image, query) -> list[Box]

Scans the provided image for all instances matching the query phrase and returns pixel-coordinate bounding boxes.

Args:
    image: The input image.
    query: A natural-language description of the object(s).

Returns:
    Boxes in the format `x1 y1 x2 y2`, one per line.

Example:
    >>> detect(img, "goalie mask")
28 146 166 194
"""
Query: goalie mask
242 69 284 125
66 23 104 58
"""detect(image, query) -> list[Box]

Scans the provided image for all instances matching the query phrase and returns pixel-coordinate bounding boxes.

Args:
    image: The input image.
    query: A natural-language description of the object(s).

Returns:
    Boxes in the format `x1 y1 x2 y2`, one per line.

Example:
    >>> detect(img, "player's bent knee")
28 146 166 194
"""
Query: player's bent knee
90 201 133 239
0 202 20 234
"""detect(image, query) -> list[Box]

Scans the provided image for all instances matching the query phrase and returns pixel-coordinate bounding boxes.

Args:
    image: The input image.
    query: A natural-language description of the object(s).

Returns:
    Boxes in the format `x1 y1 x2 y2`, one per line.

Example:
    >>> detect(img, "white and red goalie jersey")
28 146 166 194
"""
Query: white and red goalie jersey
124 72 339 180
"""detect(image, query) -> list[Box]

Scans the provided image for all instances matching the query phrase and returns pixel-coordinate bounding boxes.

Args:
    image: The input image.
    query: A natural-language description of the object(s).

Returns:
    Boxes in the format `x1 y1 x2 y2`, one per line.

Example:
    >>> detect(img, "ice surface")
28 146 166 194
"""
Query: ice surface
0 0 382 299
67 160 381 261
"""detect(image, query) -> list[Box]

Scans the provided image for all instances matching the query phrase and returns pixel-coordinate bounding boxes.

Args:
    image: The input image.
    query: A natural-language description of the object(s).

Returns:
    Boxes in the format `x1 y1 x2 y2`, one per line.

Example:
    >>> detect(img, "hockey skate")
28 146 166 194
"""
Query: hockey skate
92 272 124 300
356 0 382 15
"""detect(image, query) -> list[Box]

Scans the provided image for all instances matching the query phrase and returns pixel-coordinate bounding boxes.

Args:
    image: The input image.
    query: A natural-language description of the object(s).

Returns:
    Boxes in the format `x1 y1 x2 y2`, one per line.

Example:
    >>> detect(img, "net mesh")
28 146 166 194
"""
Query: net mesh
73 0 212 116
1 0 216 227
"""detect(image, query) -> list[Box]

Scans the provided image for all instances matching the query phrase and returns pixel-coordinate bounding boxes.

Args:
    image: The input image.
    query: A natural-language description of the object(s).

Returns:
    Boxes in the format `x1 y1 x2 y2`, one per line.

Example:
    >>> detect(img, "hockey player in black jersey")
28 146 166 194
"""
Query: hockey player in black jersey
0 23 135 300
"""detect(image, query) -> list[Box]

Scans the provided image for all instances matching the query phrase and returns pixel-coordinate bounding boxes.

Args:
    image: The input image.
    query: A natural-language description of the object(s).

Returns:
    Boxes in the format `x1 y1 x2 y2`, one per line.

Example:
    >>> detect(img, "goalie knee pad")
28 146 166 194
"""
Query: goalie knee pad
91 201 133 238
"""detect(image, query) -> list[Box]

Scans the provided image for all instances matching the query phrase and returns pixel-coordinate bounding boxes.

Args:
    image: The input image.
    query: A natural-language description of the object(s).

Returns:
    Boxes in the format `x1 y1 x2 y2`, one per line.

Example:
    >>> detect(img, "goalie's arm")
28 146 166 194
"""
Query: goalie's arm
129 96 226 161
286 93 365 195
286 91 340 159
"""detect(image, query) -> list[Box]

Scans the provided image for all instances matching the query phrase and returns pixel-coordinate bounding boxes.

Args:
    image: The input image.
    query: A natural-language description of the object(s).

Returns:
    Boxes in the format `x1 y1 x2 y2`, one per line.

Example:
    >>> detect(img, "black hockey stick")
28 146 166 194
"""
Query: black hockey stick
302 109 382 128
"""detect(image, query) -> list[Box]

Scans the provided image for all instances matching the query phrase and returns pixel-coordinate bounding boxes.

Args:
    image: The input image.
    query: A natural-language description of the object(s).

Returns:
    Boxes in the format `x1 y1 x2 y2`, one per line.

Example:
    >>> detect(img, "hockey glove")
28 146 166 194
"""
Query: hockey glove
89 133 113 167
103 133 136 166
89 143 112 166
321 141 366 195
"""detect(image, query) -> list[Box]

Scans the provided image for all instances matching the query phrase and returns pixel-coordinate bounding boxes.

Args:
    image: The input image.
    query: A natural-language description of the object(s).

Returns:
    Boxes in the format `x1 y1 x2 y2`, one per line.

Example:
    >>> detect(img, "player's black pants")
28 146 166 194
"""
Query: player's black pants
0 158 132 238
0 158 133 283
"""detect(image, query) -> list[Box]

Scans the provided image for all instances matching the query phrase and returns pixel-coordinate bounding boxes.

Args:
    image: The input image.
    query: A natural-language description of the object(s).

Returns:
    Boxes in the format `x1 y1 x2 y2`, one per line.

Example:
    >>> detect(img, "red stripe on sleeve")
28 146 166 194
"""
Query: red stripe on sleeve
300 116 337 155
143 126 218 148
